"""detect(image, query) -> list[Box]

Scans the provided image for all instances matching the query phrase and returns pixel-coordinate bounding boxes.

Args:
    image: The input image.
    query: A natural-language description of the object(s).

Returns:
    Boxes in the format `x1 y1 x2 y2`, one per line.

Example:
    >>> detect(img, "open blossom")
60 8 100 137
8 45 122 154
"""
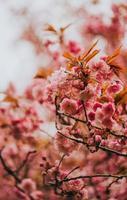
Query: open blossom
107 83 122 94
63 179 84 192
102 103 115 117
60 98 78 115
102 117 113 129
20 178 36 193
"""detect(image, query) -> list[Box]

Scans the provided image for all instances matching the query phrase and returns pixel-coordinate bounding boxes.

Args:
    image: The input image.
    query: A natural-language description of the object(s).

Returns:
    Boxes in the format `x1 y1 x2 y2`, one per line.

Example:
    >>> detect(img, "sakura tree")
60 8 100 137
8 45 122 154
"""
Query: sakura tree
0 1 127 200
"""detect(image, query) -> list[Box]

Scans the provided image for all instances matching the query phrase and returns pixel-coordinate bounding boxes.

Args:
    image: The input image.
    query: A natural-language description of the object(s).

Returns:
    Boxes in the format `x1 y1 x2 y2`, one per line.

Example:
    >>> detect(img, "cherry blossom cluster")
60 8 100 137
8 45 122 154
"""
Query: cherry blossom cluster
43 42 127 199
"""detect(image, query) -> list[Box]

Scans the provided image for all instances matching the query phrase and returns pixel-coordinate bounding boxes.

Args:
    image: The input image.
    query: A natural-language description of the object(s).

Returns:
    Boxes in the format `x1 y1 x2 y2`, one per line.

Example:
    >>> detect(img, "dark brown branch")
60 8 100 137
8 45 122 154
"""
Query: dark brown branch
57 154 66 169
99 145 127 157
0 148 21 183
0 148 35 200
63 166 80 179
16 150 36 173
57 131 127 157
58 110 127 141
106 177 120 194
61 174 127 183
81 100 88 123
107 130 127 140
57 131 85 145
58 112 87 124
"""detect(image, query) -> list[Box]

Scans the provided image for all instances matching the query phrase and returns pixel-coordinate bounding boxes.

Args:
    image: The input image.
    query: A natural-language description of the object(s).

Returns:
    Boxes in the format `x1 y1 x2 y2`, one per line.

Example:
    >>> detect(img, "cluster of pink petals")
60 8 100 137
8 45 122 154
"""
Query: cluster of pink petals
60 98 79 115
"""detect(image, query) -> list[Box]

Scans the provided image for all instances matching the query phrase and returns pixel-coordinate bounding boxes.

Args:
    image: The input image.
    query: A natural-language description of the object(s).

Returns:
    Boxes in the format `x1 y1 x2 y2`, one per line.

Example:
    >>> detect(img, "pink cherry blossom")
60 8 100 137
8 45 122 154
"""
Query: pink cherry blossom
60 98 78 115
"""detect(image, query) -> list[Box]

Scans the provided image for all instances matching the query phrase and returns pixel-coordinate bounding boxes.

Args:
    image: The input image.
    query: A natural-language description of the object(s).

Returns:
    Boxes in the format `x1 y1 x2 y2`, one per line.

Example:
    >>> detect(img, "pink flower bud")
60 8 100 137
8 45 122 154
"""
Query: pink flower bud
95 135 101 143
88 112 95 121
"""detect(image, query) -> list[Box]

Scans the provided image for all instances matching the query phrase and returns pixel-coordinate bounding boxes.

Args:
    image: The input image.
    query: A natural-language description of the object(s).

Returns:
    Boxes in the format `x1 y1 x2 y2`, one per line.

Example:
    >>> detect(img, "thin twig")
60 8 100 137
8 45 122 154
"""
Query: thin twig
0 149 21 183
58 131 127 157
58 112 87 124
64 166 80 179
16 150 36 173
61 174 127 183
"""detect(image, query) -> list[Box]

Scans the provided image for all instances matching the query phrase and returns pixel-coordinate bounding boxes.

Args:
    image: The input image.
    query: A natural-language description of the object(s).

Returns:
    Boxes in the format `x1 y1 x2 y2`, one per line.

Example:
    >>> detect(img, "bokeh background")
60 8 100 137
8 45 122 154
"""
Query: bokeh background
0 0 122 93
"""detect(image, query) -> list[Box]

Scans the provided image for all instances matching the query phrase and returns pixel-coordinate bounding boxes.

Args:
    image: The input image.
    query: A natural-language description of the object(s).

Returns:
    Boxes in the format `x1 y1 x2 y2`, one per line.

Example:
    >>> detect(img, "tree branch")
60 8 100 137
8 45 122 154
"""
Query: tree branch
61 173 127 183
